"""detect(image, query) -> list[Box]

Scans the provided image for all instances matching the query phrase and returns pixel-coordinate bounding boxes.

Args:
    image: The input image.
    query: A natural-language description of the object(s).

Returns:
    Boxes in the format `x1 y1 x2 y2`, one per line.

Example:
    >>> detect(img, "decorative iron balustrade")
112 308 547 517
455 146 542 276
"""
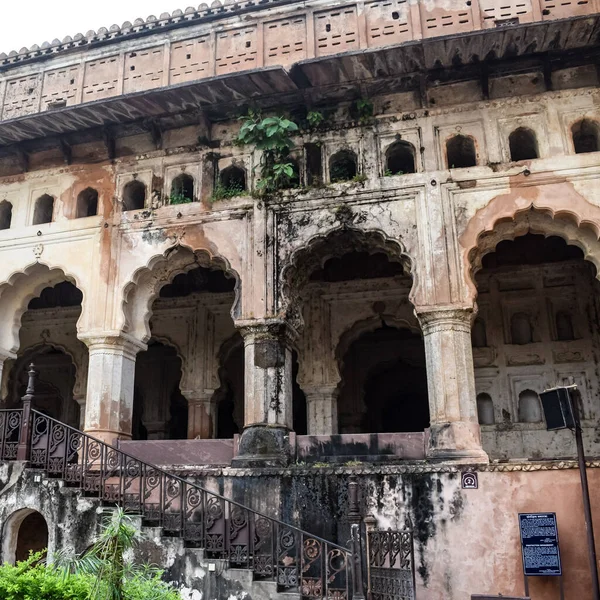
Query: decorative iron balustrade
367 528 415 600
0 365 364 599
0 408 22 460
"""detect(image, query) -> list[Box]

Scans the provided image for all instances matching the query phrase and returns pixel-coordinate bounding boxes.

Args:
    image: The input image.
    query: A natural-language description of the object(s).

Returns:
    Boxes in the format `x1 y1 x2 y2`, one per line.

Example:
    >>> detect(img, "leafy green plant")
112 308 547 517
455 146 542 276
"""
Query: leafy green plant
0 552 92 600
55 509 180 600
352 173 368 183
306 110 324 129
168 192 193 205
235 110 300 193
211 180 246 202
344 460 363 467
384 168 404 177
356 98 374 123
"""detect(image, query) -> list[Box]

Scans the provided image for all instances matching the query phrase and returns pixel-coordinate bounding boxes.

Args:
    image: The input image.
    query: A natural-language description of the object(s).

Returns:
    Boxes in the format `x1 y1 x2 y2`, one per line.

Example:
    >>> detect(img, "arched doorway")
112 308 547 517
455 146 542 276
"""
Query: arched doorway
128 247 240 439
284 229 418 435
471 221 600 459
2 509 48 564
2 280 85 429
338 327 429 433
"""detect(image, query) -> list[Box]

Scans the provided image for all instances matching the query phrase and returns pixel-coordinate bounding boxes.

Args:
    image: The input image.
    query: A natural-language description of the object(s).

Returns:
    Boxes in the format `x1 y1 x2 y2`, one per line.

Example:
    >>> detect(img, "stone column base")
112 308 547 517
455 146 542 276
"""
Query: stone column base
231 424 293 468
427 421 489 464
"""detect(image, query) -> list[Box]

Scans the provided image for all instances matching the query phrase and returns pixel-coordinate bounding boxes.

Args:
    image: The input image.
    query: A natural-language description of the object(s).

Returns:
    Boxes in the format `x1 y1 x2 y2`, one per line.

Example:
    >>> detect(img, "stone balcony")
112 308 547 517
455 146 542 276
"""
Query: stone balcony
0 0 598 152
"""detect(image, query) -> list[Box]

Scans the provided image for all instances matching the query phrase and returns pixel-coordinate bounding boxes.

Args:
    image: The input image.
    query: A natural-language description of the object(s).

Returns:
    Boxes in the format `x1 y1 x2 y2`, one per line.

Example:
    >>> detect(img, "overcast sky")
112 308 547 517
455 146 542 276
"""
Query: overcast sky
1 0 188 54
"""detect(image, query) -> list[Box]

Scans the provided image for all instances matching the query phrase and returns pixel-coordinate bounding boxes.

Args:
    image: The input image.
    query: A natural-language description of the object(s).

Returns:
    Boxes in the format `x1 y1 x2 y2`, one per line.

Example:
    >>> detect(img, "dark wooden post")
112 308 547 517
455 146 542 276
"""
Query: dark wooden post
16 364 37 461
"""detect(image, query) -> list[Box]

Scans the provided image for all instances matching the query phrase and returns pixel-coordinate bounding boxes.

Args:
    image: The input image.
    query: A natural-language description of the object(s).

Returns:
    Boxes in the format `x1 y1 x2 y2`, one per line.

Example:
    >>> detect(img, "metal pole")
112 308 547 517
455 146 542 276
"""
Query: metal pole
573 390 600 600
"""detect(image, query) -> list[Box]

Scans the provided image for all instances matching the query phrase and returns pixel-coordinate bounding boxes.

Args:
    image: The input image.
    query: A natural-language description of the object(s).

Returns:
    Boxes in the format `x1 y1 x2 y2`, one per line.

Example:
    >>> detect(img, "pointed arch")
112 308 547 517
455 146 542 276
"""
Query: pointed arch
0 262 86 355
120 244 241 343
281 227 414 327
460 183 600 302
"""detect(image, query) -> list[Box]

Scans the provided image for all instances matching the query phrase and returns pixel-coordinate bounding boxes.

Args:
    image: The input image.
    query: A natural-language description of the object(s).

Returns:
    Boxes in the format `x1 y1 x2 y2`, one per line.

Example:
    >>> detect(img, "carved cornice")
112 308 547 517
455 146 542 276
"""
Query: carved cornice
164 458 600 477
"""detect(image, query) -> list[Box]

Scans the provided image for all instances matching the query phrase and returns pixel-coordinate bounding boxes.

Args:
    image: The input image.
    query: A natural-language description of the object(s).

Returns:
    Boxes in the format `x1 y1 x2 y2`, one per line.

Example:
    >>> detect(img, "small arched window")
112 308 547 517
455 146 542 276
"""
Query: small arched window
509 128 539 161
385 141 416 175
122 180 146 211
32 194 54 225
518 389 542 423
471 318 488 348
0 201 12 230
330 150 358 183
511 312 533 345
170 173 195 203
477 393 495 425
220 165 246 195
446 135 477 169
76 188 98 218
556 311 575 341
572 119 600 154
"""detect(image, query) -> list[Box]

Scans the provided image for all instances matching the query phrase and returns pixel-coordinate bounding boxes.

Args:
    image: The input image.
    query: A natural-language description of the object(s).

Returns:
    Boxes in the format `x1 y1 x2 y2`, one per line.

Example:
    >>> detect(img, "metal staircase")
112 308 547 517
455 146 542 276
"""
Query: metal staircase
0 365 364 599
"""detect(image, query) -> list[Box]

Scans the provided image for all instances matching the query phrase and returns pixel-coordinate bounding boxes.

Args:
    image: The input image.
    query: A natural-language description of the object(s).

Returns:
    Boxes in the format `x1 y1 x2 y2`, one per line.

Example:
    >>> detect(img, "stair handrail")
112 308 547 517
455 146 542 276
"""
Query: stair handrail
30 408 351 553
19 401 365 598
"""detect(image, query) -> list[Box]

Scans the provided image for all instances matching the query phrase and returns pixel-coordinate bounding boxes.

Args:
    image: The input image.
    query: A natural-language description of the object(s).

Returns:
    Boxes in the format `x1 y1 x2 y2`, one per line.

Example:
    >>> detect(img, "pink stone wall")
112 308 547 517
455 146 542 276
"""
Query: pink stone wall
415 468 600 599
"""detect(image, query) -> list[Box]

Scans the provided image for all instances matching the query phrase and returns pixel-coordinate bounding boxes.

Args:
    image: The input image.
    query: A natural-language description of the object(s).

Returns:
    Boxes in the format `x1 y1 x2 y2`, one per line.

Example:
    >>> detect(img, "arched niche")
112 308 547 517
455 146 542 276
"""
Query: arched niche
509 127 539 161
76 188 98 218
170 173 195 203
477 393 494 425
0 201 12 230
329 149 358 183
122 180 146 211
518 389 542 423
32 194 54 225
385 140 416 175
511 312 534 345
572 118 600 154
219 165 246 195
2 509 48 565
446 134 477 169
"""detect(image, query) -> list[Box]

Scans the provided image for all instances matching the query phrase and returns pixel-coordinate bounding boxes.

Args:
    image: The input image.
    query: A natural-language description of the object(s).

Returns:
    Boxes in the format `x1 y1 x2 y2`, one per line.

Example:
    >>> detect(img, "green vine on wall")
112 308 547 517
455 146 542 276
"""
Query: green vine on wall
235 110 299 193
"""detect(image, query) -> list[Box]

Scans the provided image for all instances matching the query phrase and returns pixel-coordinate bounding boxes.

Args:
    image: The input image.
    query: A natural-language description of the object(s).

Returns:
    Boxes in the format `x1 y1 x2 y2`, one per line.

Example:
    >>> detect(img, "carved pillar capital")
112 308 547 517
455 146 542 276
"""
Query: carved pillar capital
79 332 147 359
415 305 474 335
235 318 299 345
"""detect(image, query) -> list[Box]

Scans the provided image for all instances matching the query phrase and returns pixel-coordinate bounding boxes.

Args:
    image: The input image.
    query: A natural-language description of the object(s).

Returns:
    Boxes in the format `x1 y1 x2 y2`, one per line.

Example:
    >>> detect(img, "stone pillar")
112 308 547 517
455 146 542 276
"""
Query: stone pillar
416 306 488 463
183 391 217 439
80 334 146 445
233 319 296 467
305 385 338 435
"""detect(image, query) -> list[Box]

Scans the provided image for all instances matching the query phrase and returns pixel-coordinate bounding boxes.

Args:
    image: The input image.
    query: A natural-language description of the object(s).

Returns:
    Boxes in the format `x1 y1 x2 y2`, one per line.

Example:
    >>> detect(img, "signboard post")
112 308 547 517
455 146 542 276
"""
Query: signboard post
518 513 563 599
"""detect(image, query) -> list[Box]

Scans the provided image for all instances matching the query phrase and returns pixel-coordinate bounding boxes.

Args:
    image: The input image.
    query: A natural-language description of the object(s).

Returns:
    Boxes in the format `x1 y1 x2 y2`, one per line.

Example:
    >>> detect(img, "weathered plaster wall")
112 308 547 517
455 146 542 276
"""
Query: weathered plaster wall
1 462 598 599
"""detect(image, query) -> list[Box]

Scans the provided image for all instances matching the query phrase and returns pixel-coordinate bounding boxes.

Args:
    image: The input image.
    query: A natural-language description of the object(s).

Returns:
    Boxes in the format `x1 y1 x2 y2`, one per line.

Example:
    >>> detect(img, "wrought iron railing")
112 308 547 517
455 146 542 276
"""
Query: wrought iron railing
0 366 365 599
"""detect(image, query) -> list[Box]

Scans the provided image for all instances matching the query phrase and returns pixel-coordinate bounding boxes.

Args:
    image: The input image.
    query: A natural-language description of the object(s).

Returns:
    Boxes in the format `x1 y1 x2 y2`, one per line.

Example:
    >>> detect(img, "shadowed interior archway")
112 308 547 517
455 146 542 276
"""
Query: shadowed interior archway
470 216 600 460
284 228 418 435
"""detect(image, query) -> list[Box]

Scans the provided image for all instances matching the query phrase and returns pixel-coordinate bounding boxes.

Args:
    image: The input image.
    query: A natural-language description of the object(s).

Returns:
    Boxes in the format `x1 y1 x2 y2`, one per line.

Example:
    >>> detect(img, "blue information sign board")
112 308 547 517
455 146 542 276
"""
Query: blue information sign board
519 513 562 577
